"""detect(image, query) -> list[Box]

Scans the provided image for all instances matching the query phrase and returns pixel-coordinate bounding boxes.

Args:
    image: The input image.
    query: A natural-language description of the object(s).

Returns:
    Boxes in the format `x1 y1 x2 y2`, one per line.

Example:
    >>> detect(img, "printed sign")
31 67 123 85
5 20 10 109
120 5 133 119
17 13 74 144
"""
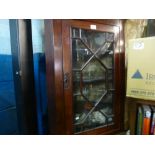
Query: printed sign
126 37 155 101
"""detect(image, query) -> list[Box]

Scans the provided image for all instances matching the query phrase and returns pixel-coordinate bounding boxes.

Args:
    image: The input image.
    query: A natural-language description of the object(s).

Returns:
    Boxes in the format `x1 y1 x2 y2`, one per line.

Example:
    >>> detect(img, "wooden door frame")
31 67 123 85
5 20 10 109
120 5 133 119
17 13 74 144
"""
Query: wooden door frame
45 20 65 134
10 19 38 134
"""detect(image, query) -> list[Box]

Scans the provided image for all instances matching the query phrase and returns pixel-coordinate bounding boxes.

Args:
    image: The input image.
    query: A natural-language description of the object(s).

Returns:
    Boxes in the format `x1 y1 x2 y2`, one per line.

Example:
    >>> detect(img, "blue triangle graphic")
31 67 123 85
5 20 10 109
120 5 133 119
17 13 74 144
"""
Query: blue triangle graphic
132 70 143 79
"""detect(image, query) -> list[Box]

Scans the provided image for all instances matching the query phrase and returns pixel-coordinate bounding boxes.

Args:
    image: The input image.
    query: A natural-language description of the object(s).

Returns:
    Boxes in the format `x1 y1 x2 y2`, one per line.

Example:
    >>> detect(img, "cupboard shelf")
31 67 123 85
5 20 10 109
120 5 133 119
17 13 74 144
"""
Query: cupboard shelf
73 77 113 83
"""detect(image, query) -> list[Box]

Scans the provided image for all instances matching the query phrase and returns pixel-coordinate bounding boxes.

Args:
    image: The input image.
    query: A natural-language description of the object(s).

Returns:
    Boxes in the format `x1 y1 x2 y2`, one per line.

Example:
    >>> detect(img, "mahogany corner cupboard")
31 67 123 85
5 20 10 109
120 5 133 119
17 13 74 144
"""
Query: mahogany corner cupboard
45 20 125 135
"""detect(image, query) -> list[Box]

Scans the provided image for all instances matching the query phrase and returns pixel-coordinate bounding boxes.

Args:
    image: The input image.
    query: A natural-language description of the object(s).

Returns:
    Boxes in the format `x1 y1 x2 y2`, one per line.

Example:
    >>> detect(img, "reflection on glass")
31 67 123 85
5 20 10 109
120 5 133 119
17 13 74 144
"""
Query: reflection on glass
72 39 93 69
72 27 115 133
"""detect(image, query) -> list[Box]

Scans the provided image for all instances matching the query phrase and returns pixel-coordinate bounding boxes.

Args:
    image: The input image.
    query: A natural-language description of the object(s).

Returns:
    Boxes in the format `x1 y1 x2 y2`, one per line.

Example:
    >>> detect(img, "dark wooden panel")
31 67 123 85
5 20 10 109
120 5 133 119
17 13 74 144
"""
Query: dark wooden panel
128 98 137 135
18 19 38 134
45 20 65 134
44 20 56 134
68 20 117 33
53 20 65 134
9 20 27 134
62 20 74 134
10 19 38 134
79 19 121 26
77 124 121 135
118 20 125 131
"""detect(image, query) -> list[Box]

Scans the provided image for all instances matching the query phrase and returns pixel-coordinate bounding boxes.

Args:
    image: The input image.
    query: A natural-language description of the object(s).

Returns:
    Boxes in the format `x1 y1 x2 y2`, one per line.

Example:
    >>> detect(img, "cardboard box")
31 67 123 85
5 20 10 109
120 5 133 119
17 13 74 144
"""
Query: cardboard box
126 37 155 101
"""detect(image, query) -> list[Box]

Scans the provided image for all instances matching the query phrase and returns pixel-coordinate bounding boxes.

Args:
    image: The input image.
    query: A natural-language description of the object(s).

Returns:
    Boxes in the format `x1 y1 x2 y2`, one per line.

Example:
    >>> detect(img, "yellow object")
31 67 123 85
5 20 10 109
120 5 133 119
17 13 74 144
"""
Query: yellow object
126 37 155 101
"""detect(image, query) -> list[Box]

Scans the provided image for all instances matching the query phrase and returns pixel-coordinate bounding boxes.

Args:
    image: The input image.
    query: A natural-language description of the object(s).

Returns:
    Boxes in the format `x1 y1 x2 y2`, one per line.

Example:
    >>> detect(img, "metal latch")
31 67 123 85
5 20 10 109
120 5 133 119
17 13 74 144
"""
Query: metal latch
64 73 70 89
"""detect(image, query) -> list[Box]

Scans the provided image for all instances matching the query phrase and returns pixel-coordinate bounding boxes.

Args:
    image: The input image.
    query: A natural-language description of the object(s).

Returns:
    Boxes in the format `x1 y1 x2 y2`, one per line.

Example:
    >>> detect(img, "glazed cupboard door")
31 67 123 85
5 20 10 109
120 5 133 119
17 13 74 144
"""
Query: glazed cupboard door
62 20 123 134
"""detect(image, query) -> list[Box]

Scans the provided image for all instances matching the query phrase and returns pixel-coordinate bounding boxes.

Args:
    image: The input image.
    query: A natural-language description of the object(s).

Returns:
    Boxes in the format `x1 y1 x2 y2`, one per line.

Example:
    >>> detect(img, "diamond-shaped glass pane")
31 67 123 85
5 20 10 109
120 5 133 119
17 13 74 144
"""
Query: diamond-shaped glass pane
97 92 114 124
86 92 114 127
82 59 106 81
98 53 113 69
82 83 106 103
72 39 93 69
95 42 114 69
82 59 106 102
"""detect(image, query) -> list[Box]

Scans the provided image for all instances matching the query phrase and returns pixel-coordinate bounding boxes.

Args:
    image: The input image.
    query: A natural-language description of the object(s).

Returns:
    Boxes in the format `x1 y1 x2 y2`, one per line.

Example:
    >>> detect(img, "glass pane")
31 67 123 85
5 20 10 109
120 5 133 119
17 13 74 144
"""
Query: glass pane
72 39 93 69
72 28 106 52
74 92 114 133
95 34 114 69
72 27 115 133
82 59 106 102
